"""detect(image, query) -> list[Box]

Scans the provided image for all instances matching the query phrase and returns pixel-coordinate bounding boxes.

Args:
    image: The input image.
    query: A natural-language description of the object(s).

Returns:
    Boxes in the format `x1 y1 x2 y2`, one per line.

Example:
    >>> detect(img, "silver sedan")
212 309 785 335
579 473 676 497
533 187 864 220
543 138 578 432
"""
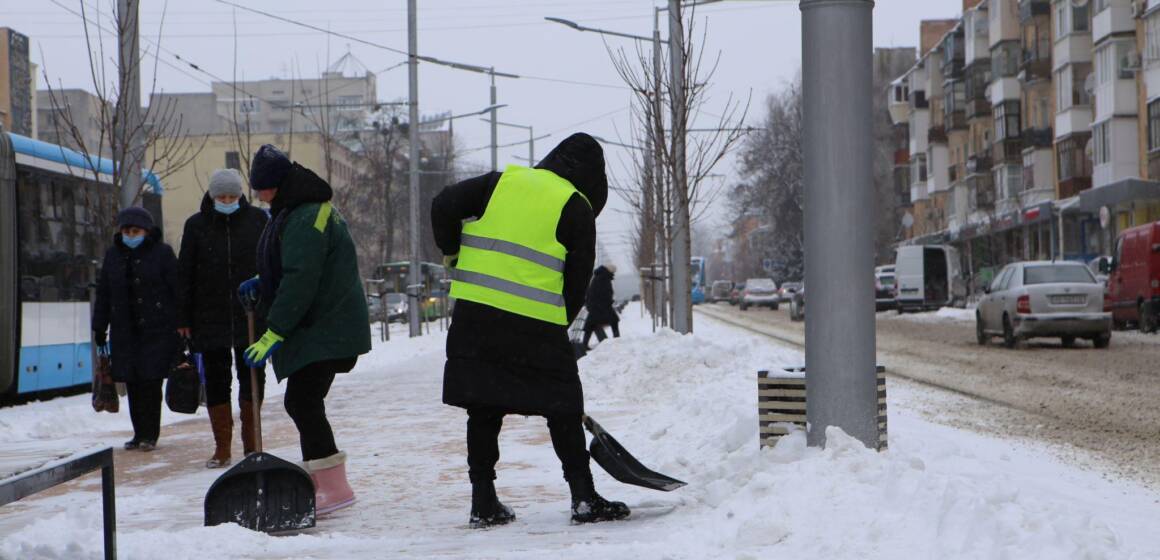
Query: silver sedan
976 261 1112 349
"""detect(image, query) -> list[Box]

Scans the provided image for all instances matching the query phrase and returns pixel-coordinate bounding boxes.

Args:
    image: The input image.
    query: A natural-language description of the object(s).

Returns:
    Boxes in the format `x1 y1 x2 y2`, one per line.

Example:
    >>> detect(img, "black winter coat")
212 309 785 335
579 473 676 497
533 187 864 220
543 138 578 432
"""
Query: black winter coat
92 229 181 383
176 193 268 350
583 266 618 328
431 133 607 416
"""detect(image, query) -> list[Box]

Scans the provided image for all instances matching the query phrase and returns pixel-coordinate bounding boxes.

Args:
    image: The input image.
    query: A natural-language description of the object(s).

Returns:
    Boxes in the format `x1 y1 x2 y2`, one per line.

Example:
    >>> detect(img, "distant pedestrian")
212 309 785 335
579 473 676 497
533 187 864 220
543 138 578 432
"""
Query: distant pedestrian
582 264 619 347
177 169 269 469
237 144 371 515
432 133 630 528
92 207 180 452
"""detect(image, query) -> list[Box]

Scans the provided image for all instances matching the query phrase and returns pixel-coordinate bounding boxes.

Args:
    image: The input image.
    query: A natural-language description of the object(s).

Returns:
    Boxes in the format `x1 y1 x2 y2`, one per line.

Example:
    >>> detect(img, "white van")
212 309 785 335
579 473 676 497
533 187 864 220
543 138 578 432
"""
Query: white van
894 245 966 312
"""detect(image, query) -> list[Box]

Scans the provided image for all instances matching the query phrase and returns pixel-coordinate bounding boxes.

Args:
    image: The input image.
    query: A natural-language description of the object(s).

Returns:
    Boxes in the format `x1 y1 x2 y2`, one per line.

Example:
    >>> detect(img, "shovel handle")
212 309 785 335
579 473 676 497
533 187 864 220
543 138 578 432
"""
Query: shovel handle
247 310 263 454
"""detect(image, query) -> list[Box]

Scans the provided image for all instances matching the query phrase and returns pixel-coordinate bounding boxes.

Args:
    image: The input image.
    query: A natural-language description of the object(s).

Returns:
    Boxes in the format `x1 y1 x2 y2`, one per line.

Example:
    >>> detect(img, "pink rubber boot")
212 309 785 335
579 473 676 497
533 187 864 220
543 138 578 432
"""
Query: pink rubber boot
304 451 356 515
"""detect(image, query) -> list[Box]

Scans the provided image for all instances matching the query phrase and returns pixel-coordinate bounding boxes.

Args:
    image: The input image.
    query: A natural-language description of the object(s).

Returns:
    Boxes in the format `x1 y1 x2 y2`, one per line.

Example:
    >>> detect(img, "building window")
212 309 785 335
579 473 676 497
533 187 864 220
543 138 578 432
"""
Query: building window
1150 100 1160 152
337 95 363 111
913 153 928 183
1093 0 1109 14
1148 14 1160 64
1093 121 1110 165
995 100 1021 139
1056 68 1071 112
1058 136 1091 180
992 42 1021 78
1055 1 1070 38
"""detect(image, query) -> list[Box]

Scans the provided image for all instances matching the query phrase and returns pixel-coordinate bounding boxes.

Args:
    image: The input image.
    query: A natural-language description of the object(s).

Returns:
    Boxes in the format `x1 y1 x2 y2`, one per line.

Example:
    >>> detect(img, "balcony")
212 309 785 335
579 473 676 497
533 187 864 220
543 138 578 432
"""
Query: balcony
928 125 948 144
1020 49 1052 82
1018 0 1049 23
967 97 992 119
966 154 993 176
945 109 968 130
968 171 997 210
1058 176 1092 199
993 137 1025 164
948 164 960 184
1022 127 1053 149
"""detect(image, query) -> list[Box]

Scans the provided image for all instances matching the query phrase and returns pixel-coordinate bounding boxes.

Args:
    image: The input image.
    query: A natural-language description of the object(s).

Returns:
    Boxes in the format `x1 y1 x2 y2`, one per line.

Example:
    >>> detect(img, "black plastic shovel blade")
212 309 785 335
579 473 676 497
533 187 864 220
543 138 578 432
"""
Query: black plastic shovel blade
204 451 316 532
583 415 687 492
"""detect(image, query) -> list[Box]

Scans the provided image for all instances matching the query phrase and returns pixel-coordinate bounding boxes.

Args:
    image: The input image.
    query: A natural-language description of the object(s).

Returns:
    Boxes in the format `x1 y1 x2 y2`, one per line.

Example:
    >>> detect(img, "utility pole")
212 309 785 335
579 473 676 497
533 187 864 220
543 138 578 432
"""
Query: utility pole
801 0 878 449
667 0 692 334
490 70 499 171
406 0 422 337
653 8 668 329
116 0 143 210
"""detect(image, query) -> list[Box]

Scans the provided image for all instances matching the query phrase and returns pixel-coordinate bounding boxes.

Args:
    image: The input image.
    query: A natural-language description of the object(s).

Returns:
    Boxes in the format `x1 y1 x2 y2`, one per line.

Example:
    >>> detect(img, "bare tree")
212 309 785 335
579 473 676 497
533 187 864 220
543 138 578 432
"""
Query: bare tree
605 12 750 328
41 0 205 210
729 80 804 284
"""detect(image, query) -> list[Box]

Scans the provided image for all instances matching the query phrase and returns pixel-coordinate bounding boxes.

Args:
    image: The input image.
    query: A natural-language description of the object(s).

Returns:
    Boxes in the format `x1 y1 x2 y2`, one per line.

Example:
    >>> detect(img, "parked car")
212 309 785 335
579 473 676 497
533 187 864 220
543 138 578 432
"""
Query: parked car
874 267 896 311
894 244 966 313
976 261 1111 349
729 282 745 306
740 278 779 311
1103 221 1160 332
777 281 803 303
710 280 734 303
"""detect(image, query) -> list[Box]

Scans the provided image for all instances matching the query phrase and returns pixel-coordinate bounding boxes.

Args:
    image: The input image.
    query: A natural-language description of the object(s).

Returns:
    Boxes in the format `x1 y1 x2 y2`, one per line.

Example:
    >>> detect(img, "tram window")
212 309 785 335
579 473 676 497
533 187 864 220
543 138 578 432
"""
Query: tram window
20 276 39 302
38 276 59 302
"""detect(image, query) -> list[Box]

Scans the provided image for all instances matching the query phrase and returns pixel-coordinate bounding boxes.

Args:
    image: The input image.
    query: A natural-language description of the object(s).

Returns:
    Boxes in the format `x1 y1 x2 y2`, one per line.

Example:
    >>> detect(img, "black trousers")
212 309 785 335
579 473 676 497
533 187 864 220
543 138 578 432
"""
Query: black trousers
202 345 266 407
284 357 357 461
126 380 164 443
466 406 590 484
581 322 620 346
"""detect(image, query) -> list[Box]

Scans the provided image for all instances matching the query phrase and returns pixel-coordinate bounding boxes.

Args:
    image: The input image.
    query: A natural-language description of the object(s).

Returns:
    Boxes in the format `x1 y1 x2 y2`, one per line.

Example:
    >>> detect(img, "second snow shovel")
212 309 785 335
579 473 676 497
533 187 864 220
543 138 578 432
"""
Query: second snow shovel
204 307 316 532
583 415 686 492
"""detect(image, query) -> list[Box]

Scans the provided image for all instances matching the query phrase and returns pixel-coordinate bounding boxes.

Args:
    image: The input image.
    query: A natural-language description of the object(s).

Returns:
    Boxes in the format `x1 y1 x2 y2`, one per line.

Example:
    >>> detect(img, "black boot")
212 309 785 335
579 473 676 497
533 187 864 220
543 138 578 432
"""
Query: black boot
469 481 515 529
568 475 630 524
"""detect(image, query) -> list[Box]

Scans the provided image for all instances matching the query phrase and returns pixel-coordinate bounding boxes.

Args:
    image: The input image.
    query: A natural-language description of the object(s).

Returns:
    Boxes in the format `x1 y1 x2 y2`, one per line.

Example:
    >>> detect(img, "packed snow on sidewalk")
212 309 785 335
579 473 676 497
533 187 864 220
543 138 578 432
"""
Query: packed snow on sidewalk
3 307 1159 559
882 306 976 323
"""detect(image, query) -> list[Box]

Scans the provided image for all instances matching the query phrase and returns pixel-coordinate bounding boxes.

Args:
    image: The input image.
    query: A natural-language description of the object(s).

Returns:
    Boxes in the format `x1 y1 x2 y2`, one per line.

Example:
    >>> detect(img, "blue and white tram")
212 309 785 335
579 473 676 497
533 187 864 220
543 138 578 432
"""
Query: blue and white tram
0 132 163 400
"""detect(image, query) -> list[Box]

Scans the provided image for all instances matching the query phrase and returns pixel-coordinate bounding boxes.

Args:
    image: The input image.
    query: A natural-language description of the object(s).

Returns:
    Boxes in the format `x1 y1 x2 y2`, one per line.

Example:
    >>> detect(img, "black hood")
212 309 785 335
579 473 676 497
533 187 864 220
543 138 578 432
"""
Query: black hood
199 192 254 215
536 133 607 217
593 265 614 280
271 163 333 214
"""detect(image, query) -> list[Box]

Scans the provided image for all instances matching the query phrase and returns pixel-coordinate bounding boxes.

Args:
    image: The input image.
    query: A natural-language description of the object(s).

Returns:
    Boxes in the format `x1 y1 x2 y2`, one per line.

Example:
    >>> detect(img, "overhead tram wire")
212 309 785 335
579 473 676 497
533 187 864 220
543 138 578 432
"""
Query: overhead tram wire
211 0 629 92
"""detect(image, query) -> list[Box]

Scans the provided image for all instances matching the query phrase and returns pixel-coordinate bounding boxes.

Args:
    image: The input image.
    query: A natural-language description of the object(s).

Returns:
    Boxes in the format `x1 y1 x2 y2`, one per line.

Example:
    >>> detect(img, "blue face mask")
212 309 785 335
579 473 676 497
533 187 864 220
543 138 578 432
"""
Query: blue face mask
214 200 240 215
122 234 145 249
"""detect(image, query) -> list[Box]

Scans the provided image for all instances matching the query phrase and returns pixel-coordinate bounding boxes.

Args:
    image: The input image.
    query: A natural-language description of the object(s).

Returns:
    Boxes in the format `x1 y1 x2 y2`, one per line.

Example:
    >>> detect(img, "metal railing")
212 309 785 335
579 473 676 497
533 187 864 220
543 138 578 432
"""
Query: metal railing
1 447 116 559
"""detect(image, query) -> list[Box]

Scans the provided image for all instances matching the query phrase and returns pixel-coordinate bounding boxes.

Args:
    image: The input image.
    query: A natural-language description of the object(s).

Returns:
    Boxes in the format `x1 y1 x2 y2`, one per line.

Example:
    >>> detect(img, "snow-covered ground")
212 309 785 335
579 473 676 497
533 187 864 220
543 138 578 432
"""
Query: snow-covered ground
2 305 1159 559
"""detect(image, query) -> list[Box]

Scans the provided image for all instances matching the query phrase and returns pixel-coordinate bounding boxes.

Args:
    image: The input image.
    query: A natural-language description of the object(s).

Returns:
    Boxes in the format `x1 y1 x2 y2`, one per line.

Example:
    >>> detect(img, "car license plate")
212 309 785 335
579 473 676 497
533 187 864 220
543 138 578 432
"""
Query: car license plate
1050 294 1086 305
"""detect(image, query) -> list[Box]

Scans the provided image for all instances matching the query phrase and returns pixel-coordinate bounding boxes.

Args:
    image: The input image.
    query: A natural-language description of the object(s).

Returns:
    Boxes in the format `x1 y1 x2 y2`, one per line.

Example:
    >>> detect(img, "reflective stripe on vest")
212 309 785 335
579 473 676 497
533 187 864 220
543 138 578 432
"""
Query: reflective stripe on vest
449 165 586 325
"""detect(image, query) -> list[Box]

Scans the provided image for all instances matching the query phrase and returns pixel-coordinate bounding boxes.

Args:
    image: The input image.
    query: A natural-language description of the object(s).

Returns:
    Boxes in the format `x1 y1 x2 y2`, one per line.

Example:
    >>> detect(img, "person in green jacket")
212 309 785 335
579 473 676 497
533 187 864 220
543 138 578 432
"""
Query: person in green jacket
237 144 371 515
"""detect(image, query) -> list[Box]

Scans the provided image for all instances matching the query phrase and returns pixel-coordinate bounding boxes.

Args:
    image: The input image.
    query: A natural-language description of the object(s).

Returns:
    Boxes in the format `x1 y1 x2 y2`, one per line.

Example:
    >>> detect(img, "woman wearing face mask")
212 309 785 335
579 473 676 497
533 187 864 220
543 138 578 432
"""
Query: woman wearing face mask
176 169 269 468
92 207 180 452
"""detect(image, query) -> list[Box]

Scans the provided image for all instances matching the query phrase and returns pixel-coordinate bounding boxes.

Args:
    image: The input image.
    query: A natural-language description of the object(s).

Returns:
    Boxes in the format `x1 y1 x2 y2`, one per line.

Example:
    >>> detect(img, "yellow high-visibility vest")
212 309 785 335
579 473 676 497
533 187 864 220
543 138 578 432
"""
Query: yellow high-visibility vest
450 165 588 325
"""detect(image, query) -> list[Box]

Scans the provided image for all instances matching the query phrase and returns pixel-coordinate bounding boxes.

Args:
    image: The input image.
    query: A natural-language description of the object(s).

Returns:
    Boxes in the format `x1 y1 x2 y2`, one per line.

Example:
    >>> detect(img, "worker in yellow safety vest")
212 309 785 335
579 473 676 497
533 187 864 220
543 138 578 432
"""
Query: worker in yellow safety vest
431 133 629 528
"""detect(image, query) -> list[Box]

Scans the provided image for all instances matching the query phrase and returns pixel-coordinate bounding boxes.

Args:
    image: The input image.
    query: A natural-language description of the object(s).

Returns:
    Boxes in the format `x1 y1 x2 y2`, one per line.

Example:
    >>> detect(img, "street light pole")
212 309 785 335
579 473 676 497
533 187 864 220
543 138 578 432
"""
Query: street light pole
406 0 422 337
668 0 692 335
801 0 877 449
491 119 536 165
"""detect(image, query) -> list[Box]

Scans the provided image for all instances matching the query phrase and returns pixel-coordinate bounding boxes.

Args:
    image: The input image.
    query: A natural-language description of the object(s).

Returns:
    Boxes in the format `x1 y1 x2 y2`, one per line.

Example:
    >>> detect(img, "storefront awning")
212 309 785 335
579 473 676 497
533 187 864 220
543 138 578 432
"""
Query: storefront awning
1079 178 1160 213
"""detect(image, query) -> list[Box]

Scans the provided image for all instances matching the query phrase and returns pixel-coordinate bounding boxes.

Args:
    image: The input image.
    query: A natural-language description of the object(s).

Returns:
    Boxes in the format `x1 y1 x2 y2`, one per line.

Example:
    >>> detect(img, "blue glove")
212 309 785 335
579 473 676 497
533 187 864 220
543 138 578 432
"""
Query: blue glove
244 330 284 368
238 276 260 308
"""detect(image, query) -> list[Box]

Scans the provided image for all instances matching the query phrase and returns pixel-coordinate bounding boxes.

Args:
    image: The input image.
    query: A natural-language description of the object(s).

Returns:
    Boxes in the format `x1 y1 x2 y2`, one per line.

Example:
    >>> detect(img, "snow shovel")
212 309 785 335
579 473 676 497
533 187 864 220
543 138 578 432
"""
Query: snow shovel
582 415 686 492
204 308 316 532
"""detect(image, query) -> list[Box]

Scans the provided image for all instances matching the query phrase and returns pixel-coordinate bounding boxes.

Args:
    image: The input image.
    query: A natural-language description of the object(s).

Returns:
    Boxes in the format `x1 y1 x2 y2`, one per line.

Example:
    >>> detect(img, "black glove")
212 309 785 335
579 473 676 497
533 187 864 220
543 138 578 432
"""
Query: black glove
93 330 107 347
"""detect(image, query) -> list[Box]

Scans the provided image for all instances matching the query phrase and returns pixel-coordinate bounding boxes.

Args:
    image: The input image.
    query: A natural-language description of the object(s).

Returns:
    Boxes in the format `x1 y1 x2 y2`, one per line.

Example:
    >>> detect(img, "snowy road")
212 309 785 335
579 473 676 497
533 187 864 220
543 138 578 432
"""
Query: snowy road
696 303 1160 490
3 306 1160 558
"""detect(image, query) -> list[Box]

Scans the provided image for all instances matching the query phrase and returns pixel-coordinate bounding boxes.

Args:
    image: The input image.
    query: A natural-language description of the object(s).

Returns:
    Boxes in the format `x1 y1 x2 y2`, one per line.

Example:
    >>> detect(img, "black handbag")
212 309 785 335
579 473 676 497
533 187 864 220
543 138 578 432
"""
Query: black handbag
91 346 119 413
165 340 201 414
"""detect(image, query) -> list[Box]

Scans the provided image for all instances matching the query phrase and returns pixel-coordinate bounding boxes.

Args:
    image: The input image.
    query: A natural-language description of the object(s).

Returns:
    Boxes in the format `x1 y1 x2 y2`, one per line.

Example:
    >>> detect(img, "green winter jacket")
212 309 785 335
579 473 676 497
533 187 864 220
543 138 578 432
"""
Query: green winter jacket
259 165 371 380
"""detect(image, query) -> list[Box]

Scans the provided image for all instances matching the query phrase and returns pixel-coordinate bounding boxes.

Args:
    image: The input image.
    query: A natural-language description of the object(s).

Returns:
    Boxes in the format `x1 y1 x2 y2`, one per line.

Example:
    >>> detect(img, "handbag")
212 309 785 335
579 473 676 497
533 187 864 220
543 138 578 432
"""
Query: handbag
165 340 201 414
91 346 119 413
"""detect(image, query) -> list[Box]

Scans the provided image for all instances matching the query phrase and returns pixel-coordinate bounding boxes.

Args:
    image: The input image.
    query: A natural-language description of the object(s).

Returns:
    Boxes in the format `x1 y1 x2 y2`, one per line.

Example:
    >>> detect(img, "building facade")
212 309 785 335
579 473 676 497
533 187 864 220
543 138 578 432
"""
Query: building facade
0 27 32 136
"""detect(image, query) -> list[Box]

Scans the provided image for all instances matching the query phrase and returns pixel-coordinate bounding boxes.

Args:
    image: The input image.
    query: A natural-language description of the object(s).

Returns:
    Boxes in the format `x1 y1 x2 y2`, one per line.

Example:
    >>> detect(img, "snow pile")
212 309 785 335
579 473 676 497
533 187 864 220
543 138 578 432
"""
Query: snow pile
885 307 975 323
3 307 1158 559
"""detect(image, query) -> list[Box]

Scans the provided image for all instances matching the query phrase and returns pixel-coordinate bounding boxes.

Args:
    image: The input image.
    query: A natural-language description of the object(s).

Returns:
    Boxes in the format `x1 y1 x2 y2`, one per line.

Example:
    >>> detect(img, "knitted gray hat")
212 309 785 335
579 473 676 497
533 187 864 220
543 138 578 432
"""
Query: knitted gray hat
208 168 244 198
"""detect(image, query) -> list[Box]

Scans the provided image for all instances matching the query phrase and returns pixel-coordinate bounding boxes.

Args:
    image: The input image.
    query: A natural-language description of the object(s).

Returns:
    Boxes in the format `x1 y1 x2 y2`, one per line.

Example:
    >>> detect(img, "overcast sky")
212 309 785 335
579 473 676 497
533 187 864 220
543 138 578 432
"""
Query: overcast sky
4 0 962 284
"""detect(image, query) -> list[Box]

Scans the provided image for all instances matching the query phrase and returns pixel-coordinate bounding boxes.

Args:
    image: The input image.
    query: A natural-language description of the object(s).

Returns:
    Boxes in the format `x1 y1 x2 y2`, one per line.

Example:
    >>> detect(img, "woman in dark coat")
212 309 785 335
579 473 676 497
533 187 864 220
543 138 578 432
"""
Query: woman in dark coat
582 264 619 347
92 207 180 452
177 169 269 469
431 132 629 527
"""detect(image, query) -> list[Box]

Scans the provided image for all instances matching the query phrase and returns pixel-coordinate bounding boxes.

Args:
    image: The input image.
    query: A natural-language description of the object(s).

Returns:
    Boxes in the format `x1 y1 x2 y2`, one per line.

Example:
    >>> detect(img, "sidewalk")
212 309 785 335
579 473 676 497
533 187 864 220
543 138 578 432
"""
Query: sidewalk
2 306 1160 559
